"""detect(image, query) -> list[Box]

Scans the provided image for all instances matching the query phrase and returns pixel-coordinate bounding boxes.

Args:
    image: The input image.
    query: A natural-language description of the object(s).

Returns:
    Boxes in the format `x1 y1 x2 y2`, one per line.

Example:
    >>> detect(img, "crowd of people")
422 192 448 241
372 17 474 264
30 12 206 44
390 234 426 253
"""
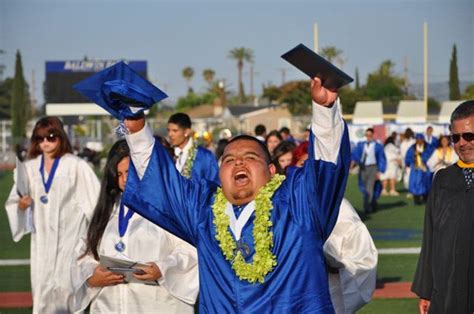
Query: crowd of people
3 60 473 314
247 122 460 214
349 125 460 212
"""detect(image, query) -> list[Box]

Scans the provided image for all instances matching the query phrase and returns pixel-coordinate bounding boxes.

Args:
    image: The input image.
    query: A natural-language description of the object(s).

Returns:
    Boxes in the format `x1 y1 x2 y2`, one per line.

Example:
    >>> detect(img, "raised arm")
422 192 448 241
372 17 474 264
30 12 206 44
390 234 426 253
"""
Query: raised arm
122 118 214 246
284 78 350 240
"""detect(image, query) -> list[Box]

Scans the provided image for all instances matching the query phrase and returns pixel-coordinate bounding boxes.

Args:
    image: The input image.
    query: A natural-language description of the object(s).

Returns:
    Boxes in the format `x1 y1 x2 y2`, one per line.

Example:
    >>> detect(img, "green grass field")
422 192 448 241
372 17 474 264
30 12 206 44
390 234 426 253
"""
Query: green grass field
0 171 423 313
359 299 419 314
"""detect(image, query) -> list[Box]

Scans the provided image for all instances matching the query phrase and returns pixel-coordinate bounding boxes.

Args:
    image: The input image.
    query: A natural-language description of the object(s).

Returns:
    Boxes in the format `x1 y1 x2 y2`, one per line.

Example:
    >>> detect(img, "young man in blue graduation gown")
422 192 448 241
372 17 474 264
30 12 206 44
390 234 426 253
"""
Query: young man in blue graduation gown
424 125 439 149
405 134 435 205
351 128 387 214
122 77 350 313
167 112 219 183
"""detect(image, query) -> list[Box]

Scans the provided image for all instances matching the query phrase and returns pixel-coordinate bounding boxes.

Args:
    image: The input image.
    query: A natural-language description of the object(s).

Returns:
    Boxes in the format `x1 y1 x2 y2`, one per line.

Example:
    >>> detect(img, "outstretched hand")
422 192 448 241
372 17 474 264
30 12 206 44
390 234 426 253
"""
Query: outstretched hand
311 77 338 107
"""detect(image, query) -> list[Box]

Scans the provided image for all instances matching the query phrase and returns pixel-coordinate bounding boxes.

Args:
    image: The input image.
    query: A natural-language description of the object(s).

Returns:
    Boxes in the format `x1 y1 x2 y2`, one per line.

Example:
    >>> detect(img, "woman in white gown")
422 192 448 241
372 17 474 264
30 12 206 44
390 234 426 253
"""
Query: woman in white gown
380 136 402 196
400 128 416 191
427 135 458 175
71 139 198 313
5 116 100 313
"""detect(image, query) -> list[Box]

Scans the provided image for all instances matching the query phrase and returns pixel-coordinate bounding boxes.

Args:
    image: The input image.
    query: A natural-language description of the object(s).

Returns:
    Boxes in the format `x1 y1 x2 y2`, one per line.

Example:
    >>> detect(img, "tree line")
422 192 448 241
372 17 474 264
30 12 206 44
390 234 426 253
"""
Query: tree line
177 45 474 114
0 45 472 143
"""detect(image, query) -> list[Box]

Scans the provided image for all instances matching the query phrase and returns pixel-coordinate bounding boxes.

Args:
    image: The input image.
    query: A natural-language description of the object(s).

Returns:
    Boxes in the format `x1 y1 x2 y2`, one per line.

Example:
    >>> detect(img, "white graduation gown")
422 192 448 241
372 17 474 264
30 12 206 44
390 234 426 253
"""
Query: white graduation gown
71 202 199 313
324 198 378 314
427 147 458 174
400 138 415 188
380 143 401 181
4 153 100 314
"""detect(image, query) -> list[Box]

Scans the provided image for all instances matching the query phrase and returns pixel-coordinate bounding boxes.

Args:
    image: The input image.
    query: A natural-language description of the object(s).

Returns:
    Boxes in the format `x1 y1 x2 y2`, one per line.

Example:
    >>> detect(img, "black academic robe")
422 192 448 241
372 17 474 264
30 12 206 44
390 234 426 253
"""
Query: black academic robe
412 164 474 313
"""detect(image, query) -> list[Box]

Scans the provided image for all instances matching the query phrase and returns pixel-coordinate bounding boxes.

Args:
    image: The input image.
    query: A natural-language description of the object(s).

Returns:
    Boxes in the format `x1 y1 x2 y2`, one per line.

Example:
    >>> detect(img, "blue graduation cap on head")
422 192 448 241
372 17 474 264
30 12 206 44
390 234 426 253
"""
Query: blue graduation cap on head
73 61 168 120
415 133 425 140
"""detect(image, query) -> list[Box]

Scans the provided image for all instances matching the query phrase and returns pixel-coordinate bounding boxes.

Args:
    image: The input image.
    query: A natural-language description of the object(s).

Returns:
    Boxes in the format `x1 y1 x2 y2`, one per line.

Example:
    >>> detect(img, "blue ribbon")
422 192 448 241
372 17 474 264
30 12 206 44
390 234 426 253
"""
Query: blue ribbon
118 199 135 238
39 156 61 195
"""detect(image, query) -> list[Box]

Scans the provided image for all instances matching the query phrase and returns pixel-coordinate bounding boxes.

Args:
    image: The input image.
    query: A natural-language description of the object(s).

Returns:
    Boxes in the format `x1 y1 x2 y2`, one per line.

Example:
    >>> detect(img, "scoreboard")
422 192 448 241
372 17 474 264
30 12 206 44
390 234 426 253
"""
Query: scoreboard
44 60 147 104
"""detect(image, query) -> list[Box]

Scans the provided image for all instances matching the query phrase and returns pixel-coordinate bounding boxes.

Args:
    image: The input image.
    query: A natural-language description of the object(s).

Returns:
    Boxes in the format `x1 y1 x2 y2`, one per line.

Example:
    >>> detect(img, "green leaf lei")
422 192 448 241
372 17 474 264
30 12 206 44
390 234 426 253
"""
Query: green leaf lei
181 140 197 179
212 173 285 283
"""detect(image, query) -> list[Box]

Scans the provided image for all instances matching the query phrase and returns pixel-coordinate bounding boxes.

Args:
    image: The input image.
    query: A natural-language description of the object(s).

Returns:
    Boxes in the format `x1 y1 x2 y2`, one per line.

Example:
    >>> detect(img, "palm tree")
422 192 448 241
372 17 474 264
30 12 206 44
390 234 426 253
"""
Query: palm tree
320 46 344 68
182 66 194 94
228 47 254 103
202 68 216 87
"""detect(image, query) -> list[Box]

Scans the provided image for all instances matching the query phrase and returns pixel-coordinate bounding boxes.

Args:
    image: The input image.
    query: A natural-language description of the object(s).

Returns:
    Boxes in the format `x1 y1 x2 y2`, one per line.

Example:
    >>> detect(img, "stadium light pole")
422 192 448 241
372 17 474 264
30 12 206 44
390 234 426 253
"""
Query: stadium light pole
423 21 428 119
313 23 319 53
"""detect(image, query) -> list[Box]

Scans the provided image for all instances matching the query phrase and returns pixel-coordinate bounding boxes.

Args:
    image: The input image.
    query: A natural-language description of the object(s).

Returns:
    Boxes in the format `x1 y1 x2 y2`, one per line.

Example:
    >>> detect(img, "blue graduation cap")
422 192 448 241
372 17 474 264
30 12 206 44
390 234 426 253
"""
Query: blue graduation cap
73 61 168 120
415 133 425 140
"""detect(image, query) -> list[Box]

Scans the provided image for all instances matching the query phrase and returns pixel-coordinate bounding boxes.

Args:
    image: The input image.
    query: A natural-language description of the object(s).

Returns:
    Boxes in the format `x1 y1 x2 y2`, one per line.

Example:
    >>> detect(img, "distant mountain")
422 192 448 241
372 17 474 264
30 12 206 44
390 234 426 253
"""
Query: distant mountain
408 81 473 102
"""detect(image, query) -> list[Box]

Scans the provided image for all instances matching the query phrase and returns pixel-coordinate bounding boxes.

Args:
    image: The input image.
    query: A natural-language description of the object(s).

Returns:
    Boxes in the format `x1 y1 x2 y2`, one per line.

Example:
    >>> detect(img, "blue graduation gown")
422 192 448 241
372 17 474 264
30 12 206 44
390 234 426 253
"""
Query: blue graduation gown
405 144 434 195
123 128 351 313
351 141 387 200
191 146 219 184
425 136 439 149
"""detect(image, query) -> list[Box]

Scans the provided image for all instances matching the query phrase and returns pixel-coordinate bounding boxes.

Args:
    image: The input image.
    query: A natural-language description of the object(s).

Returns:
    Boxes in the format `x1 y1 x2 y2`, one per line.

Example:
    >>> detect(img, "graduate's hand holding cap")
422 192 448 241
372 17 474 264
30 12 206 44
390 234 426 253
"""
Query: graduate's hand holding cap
311 77 337 107
123 115 146 134
73 61 167 121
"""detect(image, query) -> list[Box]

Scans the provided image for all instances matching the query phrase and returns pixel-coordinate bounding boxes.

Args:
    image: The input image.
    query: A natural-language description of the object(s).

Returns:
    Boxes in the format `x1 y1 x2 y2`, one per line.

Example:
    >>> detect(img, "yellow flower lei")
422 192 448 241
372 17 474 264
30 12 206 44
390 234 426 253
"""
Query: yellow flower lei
212 174 285 283
181 141 197 179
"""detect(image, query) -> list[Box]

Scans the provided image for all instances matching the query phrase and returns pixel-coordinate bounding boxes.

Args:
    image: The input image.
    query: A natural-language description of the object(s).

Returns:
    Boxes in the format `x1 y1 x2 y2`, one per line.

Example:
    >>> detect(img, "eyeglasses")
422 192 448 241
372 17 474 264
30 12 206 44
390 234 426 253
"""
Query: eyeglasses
451 132 474 143
34 133 58 143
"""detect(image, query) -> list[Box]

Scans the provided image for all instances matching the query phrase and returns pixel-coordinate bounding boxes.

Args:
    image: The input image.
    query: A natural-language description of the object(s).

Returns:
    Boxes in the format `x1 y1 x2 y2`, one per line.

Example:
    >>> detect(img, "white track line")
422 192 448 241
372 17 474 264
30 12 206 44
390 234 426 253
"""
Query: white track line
377 247 421 255
0 259 30 266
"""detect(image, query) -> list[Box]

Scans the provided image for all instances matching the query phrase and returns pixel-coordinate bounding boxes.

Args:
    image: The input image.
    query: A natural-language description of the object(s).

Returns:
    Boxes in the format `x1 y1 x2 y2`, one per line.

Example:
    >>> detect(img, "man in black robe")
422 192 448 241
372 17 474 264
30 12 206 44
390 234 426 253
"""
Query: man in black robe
412 100 474 313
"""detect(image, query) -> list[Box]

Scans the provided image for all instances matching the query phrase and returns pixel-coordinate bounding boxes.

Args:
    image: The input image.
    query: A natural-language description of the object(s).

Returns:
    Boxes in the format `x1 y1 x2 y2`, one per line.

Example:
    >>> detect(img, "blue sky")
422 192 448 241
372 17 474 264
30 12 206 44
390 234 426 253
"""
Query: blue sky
1 0 473 105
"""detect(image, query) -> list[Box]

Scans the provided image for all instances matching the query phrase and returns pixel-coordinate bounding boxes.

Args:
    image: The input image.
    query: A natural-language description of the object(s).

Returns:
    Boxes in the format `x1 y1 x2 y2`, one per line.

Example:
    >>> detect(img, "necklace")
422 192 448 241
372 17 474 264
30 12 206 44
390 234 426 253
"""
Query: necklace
181 141 197 179
212 174 285 283
115 199 135 252
39 155 61 204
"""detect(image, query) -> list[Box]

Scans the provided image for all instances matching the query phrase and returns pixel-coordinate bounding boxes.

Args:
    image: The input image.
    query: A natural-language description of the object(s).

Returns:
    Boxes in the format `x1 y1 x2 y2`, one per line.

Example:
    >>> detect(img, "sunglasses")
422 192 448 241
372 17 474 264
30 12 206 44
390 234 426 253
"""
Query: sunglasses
451 132 474 143
34 133 58 143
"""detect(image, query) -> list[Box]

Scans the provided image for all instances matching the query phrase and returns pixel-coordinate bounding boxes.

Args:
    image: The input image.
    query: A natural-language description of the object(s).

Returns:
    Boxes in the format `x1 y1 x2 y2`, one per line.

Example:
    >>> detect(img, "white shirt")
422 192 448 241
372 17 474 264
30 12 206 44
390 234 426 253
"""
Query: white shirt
255 135 266 142
174 137 193 173
363 141 377 166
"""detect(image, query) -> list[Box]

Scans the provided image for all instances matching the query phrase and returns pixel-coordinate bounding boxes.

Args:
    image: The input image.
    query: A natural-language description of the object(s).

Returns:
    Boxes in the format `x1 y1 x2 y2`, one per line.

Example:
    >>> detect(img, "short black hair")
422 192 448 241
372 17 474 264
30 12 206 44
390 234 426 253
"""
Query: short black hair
255 124 267 136
227 135 272 164
366 128 374 134
279 127 290 134
450 100 474 126
168 112 192 129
